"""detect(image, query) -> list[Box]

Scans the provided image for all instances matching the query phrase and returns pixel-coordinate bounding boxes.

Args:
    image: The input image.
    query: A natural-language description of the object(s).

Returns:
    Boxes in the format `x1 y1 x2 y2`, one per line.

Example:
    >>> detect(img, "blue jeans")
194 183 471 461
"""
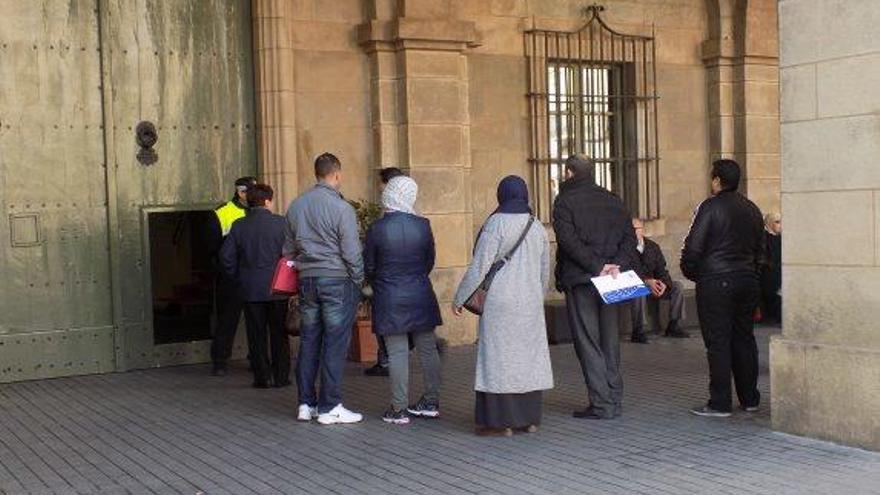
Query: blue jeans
296 277 360 413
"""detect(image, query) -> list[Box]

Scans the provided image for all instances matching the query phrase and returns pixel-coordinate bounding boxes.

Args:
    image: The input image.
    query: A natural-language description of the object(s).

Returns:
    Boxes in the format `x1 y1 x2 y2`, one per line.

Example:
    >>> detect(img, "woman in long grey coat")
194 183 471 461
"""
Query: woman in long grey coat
452 175 553 436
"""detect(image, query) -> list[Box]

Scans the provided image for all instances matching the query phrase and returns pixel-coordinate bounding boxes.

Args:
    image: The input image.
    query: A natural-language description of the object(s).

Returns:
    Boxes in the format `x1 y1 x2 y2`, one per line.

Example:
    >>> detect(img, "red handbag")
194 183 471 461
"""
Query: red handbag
271 256 299 295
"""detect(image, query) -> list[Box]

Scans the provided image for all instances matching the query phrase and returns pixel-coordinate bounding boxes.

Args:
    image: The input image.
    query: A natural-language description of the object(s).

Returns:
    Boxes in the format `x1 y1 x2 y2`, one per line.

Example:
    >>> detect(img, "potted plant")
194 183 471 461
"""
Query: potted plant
348 199 382 363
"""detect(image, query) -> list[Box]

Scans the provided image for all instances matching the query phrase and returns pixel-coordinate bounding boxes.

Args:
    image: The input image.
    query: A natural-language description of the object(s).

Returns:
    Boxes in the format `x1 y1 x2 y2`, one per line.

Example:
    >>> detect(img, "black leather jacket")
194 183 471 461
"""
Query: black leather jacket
680 190 765 282
552 175 636 290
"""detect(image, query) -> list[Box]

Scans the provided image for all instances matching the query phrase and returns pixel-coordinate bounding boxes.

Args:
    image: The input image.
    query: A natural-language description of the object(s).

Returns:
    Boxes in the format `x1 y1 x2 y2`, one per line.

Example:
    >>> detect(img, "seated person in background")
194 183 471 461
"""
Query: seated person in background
629 218 689 343
759 212 782 325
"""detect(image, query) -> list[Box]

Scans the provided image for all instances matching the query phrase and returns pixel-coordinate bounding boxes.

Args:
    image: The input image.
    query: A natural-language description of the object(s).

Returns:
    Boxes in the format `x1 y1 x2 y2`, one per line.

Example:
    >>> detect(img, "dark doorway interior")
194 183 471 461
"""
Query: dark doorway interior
149 210 216 345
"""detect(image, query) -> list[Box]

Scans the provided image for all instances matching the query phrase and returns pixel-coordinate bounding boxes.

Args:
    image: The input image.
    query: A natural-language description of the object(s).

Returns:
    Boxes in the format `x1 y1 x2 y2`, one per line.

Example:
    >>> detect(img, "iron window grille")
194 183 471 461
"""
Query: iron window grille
526 5 661 221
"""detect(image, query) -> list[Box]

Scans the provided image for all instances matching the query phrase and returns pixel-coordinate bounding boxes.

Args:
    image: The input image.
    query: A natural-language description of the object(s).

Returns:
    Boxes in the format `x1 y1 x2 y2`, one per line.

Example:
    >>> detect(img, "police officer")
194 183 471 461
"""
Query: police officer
208 176 257 376
680 160 765 417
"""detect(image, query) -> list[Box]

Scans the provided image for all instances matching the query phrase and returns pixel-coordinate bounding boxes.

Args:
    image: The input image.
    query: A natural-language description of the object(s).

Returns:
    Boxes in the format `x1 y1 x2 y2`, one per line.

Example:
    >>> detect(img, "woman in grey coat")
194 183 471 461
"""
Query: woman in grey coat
452 175 554 436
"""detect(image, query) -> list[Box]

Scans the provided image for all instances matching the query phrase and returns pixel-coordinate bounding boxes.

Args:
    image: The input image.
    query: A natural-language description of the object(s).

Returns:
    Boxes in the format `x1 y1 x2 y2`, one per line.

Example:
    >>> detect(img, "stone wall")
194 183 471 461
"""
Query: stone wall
253 0 782 344
287 0 374 202
772 0 880 451
463 0 712 282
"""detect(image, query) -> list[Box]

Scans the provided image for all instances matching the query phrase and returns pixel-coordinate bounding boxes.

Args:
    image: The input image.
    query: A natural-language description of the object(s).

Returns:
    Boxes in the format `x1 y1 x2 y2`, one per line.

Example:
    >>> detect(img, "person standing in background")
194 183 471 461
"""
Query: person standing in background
219 184 290 388
364 176 443 425
453 175 553 436
681 159 765 418
554 154 636 420
208 176 257 377
284 153 365 425
363 167 406 378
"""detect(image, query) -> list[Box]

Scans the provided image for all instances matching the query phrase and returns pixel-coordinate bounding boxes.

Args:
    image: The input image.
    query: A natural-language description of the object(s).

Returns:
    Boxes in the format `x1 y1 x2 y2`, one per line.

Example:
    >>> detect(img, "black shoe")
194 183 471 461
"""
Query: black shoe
382 407 411 425
364 363 389 377
664 321 690 338
407 397 440 418
252 381 270 389
210 364 228 377
690 405 731 417
741 404 760 413
630 333 649 344
572 407 614 420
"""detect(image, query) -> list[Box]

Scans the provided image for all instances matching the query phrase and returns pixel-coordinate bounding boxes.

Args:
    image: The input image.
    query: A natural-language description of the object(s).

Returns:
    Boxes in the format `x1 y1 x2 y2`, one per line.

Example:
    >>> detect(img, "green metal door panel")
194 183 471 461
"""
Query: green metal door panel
101 0 256 370
0 0 116 382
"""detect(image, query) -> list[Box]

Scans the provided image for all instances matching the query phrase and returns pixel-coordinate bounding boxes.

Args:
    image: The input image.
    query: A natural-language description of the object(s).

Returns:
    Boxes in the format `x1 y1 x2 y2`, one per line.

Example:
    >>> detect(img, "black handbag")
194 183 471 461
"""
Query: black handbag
463 216 536 315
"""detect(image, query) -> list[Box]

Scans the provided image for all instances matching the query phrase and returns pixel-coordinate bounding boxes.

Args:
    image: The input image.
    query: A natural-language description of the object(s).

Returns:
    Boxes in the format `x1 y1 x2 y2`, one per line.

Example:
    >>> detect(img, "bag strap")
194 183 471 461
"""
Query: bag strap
501 216 535 263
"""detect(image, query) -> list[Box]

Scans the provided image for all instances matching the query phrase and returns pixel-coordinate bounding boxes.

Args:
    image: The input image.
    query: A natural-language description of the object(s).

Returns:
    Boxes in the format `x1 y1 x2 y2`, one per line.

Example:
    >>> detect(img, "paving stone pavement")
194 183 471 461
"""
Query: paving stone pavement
0 325 878 495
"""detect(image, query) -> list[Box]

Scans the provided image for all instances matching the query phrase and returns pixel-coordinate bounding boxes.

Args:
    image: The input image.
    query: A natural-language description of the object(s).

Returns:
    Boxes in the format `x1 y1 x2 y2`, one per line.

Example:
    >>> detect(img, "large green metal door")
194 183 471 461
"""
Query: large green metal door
0 1 116 382
101 0 256 371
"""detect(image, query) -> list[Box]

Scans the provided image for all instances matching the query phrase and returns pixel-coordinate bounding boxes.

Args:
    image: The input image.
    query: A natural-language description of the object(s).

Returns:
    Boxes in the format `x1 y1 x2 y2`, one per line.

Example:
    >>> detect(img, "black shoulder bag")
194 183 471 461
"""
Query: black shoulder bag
463 216 535 316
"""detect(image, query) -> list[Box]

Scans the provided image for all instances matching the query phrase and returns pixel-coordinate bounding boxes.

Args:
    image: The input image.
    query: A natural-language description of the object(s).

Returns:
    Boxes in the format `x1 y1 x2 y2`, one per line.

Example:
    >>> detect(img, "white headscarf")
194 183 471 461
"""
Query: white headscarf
382 176 418 215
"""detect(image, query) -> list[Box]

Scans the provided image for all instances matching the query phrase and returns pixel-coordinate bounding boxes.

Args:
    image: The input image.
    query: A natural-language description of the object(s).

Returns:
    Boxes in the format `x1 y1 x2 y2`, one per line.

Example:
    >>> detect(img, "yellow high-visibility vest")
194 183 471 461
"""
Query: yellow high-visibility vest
215 200 246 236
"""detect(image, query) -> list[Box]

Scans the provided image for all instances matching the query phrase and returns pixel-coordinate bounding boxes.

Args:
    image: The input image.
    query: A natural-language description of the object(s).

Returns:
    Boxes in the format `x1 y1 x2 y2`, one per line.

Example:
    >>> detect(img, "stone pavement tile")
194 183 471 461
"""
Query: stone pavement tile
1 327 879 494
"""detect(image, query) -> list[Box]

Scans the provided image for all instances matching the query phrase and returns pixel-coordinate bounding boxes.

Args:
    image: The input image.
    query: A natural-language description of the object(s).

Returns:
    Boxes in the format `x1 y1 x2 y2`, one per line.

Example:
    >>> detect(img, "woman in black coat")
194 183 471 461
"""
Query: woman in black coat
364 176 443 425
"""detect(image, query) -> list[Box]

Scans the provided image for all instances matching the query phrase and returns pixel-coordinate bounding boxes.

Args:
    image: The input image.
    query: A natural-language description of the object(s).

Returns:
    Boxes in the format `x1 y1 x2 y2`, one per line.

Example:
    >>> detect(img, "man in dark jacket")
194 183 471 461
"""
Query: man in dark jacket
680 159 765 418
207 176 256 376
220 184 290 389
554 154 637 420
629 218 688 343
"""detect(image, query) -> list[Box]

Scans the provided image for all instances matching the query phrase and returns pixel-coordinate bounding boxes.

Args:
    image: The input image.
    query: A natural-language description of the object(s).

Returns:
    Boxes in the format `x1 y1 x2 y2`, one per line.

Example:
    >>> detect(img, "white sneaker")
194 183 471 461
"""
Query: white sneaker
316 404 363 425
297 404 317 422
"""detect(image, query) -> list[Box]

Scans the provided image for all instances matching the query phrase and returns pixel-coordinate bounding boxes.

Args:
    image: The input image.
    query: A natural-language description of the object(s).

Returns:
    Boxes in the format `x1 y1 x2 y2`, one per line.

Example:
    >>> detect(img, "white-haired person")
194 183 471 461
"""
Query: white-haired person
760 212 782 324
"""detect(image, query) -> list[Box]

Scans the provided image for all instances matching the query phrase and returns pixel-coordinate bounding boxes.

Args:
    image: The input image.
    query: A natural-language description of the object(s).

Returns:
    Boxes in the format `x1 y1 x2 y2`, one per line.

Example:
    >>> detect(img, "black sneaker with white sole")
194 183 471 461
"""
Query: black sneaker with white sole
382 407 411 425
690 405 732 417
407 397 440 418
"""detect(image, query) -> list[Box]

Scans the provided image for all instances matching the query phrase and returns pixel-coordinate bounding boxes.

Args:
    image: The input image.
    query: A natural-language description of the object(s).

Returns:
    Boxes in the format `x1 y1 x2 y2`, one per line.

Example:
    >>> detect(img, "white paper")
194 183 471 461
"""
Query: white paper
590 270 651 304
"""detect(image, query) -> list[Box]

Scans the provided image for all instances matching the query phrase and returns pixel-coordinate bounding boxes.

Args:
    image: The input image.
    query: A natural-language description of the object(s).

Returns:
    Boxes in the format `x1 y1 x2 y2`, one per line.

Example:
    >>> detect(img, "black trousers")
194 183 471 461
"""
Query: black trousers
695 273 761 412
243 300 290 385
759 270 782 323
564 285 622 417
210 278 244 366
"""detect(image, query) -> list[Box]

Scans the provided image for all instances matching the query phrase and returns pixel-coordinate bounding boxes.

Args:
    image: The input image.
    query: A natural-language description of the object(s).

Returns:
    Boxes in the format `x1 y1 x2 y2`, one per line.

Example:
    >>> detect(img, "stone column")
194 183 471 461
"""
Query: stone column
703 0 780 214
252 0 297 211
736 0 780 213
360 0 479 344
773 0 880 451
703 38 739 165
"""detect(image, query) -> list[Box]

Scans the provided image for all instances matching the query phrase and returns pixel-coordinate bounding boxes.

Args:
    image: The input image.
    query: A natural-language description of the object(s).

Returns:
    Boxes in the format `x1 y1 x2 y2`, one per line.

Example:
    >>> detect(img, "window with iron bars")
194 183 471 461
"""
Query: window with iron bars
526 7 660 222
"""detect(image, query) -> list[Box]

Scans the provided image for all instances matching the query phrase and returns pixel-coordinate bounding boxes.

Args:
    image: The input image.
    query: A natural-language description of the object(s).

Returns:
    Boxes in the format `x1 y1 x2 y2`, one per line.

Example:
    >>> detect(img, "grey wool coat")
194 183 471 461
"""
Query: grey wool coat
454 213 554 394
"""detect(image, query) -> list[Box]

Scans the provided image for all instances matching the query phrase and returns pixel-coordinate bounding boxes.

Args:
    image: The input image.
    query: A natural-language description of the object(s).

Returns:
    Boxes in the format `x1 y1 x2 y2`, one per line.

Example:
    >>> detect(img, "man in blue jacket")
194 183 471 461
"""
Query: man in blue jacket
219 184 290 389
284 153 364 425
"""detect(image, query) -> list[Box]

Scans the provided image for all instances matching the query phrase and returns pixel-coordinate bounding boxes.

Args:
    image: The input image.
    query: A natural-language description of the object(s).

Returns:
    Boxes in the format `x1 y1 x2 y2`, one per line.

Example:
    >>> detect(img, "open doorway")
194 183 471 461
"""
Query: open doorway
148 210 217 345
